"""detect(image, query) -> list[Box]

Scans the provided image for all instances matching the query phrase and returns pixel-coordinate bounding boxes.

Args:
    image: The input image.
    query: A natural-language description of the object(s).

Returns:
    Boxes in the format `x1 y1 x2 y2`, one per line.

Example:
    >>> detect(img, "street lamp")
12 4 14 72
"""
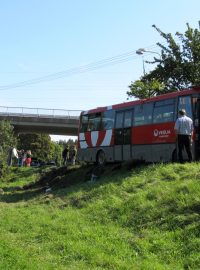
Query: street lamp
136 48 146 75
136 48 161 58
136 48 161 75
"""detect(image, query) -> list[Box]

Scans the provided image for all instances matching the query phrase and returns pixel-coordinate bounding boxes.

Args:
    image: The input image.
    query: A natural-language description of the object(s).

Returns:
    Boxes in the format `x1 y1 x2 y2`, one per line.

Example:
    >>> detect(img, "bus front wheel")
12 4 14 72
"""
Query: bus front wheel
96 150 106 166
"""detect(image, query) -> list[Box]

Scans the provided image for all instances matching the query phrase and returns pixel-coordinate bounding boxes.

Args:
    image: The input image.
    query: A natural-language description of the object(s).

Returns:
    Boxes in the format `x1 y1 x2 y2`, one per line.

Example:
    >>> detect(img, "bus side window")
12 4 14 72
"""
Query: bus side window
124 110 132 127
144 103 153 124
102 110 115 130
106 120 114 129
94 113 102 130
178 96 192 119
133 103 153 126
115 112 123 128
153 99 175 123
87 119 93 131
133 105 144 126
80 114 88 132
88 113 102 131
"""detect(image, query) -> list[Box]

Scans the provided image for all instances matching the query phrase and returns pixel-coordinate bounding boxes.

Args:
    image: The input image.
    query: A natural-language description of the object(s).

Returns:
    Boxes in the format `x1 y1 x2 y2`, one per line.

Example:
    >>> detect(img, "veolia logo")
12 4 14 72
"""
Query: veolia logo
154 129 171 137
154 129 159 137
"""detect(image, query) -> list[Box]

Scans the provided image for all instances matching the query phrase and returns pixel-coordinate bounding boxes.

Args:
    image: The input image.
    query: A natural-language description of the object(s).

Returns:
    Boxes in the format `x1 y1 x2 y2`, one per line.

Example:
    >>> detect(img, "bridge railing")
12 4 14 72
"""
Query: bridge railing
0 106 82 119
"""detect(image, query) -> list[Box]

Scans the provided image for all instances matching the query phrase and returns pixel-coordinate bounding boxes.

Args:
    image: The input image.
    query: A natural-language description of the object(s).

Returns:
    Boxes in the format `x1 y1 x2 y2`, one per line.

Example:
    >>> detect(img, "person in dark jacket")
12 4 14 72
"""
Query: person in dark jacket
71 146 77 165
62 145 69 166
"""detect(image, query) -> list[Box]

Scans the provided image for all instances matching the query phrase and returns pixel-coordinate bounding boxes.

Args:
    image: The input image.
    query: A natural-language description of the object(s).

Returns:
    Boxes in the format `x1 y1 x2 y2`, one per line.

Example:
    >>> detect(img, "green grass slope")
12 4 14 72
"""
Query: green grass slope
0 163 199 270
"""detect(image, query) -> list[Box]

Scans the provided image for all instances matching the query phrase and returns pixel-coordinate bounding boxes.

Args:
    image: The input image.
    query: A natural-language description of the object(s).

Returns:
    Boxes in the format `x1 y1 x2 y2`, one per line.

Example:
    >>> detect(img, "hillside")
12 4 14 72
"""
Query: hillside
0 162 199 270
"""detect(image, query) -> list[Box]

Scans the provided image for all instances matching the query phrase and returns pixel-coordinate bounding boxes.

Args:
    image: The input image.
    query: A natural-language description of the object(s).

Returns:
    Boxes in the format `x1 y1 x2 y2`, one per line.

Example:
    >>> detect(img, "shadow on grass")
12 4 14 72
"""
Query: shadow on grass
125 195 200 232
5 167 41 183
0 162 181 206
0 162 136 204
0 187 44 203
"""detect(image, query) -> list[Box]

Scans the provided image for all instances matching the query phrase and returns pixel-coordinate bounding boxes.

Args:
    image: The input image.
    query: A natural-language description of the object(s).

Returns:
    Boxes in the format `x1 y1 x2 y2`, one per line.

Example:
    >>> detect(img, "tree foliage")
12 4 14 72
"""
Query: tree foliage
145 23 200 90
51 142 63 166
0 120 17 153
128 22 200 99
17 133 59 163
127 79 165 100
0 121 17 178
58 138 77 148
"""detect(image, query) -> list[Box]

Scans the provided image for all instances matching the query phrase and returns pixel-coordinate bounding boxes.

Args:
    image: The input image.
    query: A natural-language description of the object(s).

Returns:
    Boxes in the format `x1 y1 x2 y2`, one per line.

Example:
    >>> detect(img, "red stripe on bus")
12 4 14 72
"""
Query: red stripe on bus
96 130 106 146
85 132 92 147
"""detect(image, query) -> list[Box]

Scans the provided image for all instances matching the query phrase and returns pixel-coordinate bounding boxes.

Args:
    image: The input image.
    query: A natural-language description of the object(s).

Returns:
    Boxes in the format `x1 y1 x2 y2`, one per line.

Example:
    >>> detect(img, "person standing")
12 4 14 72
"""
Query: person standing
26 150 32 167
71 145 77 165
21 150 27 166
7 147 18 166
62 145 69 166
17 149 23 167
174 109 194 163
21 149 26 166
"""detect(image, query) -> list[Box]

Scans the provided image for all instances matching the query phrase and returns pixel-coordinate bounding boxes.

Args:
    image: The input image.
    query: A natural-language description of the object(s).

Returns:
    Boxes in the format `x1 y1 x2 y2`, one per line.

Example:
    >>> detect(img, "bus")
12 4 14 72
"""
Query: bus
77 87 200 165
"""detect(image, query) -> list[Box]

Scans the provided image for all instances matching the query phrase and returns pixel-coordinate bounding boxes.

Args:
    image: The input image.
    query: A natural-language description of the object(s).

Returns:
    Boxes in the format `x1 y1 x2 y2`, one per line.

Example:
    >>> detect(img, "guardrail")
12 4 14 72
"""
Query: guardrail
0 106 82 119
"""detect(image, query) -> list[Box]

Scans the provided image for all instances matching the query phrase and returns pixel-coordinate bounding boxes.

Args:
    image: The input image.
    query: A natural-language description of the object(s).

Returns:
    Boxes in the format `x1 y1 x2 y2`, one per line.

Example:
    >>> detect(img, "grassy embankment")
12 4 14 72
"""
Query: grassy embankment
0 162 199 270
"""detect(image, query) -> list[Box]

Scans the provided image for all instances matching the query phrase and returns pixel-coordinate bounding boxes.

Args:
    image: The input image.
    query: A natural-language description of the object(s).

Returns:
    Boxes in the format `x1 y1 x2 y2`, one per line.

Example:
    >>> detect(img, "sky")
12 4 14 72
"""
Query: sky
0 0 200 141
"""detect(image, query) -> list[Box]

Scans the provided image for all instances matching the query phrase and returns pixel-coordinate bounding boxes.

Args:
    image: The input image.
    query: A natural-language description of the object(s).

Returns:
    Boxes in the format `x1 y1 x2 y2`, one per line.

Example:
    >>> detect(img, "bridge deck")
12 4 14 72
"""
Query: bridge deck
0 106 81 136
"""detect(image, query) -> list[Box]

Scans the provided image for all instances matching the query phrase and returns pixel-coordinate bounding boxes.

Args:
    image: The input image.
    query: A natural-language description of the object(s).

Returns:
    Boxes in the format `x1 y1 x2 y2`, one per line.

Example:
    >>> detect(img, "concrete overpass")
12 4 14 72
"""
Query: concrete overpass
0 106 81 136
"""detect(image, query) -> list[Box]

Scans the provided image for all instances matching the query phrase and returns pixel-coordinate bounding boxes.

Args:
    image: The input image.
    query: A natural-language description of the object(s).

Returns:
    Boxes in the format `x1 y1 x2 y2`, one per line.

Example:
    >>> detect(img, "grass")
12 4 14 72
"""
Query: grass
0 163 200 269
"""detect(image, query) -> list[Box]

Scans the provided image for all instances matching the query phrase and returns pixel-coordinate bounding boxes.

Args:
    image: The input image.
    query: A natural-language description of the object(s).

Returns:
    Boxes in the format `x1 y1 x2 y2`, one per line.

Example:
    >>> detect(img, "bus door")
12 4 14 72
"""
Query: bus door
194 98 200 160
178 95 196 159
114 110 133 161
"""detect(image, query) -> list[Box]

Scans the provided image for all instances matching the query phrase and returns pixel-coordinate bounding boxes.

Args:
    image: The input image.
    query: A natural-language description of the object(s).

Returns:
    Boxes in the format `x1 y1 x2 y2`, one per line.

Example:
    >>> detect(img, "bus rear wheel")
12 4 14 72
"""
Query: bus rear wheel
96 150 106 166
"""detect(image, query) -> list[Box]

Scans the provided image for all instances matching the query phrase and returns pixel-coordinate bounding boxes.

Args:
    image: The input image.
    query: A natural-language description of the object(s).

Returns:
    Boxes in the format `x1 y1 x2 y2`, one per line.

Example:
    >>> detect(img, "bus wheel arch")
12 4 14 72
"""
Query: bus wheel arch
96 150 106 166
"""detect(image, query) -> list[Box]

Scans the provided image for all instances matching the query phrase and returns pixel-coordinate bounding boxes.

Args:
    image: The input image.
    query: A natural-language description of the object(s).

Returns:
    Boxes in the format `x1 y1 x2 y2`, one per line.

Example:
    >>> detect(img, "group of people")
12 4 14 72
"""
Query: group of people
8 148 32 167
62 145 77 166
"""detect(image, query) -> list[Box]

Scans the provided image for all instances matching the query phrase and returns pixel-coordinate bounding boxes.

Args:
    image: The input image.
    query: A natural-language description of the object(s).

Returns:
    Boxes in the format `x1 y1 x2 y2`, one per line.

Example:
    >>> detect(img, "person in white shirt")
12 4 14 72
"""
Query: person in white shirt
174 109 194 163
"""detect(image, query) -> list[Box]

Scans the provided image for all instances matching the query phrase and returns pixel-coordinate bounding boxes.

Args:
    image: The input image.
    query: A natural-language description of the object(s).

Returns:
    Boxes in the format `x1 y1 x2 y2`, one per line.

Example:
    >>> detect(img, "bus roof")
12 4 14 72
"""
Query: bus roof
81 86 200 115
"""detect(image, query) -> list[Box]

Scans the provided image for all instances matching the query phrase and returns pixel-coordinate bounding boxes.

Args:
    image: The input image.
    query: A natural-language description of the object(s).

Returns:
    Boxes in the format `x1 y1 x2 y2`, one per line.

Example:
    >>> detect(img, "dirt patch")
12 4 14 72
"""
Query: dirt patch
21 162 135 191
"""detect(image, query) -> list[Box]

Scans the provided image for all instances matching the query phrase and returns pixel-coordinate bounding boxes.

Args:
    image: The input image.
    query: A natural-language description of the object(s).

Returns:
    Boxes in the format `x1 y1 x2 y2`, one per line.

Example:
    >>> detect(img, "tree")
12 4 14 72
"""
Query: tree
17 133 54 162
50 141 63 166
0 120 17 177
128 22 200 99
17 133 64 165
0 120 17 154
145 23 200 90
58 138 77 148
127 79 165 100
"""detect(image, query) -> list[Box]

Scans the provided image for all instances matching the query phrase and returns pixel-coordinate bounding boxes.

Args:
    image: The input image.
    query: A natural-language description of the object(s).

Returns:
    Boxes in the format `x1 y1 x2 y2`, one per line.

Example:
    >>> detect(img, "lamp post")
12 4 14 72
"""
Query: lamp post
136 48 161 58
136 48 161 75
136 48 146 75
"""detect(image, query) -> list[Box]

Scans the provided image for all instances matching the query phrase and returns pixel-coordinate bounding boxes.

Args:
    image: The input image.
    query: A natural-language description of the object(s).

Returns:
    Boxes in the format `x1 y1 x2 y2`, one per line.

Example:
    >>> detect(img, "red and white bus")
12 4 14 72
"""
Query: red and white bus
77 87 200 165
